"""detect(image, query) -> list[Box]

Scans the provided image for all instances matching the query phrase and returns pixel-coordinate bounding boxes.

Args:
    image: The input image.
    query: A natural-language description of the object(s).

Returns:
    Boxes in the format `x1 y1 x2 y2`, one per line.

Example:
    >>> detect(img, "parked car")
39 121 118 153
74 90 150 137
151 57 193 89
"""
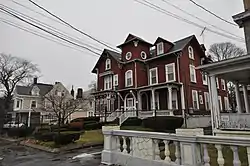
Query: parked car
3 121 25 128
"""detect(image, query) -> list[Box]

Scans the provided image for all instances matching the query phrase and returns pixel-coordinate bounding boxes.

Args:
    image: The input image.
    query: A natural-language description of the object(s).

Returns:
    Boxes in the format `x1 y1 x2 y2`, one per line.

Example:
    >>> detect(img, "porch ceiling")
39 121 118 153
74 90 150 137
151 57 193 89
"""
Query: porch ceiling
197 55 250 84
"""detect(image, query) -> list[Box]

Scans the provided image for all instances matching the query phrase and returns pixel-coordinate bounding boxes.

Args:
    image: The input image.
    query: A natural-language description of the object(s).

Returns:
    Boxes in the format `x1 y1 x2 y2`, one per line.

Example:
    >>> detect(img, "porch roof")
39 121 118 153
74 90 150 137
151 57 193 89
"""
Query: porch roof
196 54 250 84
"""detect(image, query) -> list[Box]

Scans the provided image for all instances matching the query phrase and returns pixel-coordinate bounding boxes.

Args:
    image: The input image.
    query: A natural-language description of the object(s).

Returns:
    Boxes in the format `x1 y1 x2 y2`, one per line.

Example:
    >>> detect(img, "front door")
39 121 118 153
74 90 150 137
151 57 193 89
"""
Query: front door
126 98 134 110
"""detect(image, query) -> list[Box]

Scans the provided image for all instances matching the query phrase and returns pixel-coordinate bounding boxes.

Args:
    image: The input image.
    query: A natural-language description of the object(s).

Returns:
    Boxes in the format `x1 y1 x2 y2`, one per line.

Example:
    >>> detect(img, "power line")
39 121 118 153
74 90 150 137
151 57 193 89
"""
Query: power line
0 17 99 57
28 0 118 51
0 6 101 56
188 0 238 26
134 0 244 43
1 4 102 52
160 0 244 40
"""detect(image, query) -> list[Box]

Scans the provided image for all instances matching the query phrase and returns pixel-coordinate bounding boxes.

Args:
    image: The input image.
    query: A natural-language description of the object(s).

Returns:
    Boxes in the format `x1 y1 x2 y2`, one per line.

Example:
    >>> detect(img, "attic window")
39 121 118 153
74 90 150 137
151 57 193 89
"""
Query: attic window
105 59 111 70
188 46 194 60
125 52 132 60
141 51 147 59
157 42 164 55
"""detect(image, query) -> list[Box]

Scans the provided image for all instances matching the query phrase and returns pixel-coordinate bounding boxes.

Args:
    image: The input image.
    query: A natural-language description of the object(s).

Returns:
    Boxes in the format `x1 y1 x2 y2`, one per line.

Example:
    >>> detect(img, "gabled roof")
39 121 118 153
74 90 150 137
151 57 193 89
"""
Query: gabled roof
154 37 174 46
91 49 121 73
16 83 53 96
150 35 195 57
117 34 153 48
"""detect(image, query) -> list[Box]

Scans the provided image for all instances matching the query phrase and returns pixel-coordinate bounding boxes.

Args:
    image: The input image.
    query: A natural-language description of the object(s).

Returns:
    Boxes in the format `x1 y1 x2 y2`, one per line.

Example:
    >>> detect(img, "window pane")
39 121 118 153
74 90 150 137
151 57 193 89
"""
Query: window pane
167 66 173 73
168 73 174 81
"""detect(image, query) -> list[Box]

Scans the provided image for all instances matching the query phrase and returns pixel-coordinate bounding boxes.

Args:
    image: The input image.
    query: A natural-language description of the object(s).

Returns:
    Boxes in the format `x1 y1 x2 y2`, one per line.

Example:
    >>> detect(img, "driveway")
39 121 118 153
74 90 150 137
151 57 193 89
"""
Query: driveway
0 139 102 166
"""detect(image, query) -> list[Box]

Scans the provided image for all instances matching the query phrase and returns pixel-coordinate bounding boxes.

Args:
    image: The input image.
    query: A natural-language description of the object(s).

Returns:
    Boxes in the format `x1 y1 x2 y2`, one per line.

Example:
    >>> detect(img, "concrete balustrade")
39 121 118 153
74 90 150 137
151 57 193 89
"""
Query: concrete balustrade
101 128 250 166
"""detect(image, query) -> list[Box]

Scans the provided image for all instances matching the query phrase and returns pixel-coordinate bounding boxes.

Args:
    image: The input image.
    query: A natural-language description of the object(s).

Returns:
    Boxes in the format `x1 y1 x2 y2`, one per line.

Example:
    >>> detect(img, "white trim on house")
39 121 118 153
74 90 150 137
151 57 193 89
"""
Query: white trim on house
188 46 194 60
202 73 208 85
125 70 133 87
149 67 158 85
113 74 118 87
165 63 176 82
190 64 197 83
218 96 222 111
30 100 37 109
216 77 219 89
192 90 199 109
104 75 112 90
221 79 226 90
224 96 230 111
125 52 132 60
204 92 210 110
156 42 164 55
105 58 111 70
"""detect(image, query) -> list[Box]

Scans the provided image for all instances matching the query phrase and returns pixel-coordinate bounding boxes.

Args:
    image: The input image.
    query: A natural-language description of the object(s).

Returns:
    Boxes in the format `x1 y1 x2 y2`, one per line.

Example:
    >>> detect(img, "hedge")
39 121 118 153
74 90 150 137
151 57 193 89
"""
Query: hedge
121 117 142 127
84 122 102 130
70 117 100 123
7 127 35 137
54 132 81 145
142 116 183 132
34 132 55 142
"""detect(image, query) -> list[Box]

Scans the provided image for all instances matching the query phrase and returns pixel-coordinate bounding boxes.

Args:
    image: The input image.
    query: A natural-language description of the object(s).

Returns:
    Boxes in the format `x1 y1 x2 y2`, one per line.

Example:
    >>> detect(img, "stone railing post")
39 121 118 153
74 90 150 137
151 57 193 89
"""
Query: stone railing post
176 128 203 166
101 126 120 165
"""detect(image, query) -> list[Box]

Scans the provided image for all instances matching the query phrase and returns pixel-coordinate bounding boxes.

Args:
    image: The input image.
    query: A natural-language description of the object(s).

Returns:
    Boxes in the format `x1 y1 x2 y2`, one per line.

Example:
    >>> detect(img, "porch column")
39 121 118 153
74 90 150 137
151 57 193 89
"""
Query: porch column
137 91 142 110
151 89 156 111
168 86 173 110
243 85 250 113
235 82 243 113
180 84 185 110
28 110 31 127
210 75 220 128
118 94 121 110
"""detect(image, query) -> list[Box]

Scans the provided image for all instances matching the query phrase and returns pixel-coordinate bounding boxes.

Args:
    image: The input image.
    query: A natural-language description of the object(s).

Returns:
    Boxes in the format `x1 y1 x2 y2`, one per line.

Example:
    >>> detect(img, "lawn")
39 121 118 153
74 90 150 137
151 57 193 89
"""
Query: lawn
76 129 104 144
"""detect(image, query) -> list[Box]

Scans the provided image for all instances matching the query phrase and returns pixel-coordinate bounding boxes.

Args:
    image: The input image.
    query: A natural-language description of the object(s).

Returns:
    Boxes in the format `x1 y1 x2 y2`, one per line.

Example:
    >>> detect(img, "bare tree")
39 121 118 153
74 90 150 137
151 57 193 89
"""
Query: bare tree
208 42 246 61
41 93 88 133
0 53 39 111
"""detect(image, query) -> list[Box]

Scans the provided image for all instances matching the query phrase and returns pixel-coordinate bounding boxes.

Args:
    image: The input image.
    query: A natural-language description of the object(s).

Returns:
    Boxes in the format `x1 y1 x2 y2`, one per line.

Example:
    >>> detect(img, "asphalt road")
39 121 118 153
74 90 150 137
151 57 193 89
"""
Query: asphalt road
0 139 102 166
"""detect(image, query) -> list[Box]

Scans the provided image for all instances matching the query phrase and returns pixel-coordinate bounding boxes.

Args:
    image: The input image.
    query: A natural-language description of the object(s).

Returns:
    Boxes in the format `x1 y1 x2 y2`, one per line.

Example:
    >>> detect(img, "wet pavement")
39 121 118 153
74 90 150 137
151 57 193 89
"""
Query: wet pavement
0 139 102 166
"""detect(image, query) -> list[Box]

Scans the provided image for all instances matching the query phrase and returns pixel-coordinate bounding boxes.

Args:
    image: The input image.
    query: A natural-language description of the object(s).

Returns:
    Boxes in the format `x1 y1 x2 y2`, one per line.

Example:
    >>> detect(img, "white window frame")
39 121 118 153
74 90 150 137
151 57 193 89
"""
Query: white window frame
141 51 147 59
204 92 210 110
189 64 197 83
192 90 199 109
105 58 111 70
157 42 164 55
125 52 132 60
199 94 204 104
218 96 222 111
221 79 226 90
104 75 112 90
16 99 22 109
149 67 158 85
165 63 176 82
113 74 118 87
202 73 208 85
125 70 133 87
30 100 37 109
188 46 194 60
216 78 219 89
224 97 230 111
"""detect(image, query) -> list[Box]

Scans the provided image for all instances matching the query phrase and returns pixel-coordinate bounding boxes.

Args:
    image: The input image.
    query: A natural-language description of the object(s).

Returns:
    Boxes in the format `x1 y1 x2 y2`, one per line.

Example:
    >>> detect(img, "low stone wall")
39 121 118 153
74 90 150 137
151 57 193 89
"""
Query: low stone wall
185 115 211 128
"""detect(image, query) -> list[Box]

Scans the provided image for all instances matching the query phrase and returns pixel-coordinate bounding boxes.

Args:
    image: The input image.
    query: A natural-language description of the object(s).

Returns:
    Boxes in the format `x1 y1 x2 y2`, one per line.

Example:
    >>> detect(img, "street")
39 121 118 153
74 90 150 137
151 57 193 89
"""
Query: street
0 139 102 166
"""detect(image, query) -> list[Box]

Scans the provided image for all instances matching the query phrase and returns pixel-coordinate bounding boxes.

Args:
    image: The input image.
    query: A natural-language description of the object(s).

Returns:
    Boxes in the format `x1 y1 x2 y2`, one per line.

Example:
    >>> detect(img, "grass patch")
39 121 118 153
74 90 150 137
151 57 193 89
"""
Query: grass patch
76 130 104 144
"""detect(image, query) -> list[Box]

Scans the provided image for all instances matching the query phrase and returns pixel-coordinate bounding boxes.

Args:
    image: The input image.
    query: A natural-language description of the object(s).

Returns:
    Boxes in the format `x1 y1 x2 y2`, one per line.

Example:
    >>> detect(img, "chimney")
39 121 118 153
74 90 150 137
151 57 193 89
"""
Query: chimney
33 77 38 84
76 88 83 99
244 0 250 10
55 82 60 84
71 86 75 98
233 0 250 53
200 44 206 53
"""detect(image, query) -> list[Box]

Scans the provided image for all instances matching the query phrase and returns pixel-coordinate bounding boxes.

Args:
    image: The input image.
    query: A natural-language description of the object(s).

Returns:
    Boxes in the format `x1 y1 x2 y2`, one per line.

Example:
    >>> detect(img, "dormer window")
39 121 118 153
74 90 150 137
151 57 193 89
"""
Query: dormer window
188 46 194 60
125 52 132 60
31 86 40 96
157 42 164 55
105 59 111 70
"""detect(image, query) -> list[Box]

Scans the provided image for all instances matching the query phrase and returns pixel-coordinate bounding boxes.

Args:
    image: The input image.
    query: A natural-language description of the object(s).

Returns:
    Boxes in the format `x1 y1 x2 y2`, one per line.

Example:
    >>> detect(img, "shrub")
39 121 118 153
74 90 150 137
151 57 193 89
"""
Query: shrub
35 132 55 142
70 117 100 123
68 122 84 131
84 122 101 130
121 117 142 126
53 132 81 145
142 116 183 132
7 127 34 137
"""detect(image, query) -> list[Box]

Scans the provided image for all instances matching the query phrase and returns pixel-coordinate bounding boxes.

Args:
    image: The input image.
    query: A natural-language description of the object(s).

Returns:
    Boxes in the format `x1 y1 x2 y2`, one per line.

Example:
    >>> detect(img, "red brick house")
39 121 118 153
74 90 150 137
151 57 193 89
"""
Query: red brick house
91 34 229 118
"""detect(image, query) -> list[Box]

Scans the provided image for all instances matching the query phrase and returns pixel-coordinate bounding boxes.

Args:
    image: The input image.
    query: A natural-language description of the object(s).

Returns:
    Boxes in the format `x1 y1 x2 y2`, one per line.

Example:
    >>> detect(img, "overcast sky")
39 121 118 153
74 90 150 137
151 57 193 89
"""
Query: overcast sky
0 0 245 91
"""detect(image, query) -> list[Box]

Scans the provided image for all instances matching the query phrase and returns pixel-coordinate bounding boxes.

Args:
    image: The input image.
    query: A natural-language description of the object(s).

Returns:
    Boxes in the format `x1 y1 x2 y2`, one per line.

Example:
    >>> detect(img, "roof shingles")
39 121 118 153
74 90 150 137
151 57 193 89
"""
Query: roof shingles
16 83 53 96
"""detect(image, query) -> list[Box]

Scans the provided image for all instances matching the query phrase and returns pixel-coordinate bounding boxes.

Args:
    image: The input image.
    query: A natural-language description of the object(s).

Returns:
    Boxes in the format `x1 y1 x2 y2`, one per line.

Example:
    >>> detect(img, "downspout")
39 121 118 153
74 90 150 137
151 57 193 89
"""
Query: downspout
134 61 138 115
134 61 137 88
176 53 181 83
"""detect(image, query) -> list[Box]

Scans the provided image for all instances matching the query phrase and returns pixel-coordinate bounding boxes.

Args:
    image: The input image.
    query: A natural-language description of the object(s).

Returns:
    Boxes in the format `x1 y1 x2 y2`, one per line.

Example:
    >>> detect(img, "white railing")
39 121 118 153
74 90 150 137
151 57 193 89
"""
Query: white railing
106 109 123 122
119 110 137 125
102 129 250 166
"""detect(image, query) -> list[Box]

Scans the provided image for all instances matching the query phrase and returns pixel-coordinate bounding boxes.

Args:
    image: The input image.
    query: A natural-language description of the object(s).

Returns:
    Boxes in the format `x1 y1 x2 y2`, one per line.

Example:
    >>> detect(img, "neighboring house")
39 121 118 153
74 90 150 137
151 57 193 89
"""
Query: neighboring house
13 78 72 126
91 34 228 117
69 88 95 120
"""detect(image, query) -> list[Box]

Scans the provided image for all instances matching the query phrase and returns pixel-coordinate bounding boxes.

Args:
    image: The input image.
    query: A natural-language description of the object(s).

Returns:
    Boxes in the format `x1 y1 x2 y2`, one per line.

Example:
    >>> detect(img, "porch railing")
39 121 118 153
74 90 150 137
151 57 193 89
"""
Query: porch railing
102 129 250 166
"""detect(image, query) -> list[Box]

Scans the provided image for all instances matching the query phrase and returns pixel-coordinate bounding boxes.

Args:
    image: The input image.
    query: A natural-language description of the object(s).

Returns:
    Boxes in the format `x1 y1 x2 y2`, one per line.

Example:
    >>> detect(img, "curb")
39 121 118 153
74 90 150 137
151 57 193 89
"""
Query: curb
20 140 103 153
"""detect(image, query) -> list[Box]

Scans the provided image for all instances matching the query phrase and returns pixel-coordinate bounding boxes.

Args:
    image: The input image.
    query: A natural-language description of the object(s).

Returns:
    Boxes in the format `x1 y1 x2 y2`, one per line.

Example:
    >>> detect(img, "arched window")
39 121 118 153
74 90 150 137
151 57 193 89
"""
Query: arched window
125 70 133 87
105 59 111 70
188 46 194 59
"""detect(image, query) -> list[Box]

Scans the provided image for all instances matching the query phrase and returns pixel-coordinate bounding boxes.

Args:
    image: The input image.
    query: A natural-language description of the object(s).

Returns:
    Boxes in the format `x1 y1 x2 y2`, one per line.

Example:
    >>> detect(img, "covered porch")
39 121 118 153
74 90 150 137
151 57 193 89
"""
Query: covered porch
197 55 250 130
